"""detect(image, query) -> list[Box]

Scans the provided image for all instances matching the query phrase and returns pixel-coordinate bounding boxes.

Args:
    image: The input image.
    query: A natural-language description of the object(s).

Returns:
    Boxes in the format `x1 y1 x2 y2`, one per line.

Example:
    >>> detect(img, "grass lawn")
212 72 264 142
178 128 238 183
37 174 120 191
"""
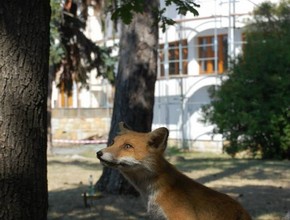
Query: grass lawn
47 146 290 220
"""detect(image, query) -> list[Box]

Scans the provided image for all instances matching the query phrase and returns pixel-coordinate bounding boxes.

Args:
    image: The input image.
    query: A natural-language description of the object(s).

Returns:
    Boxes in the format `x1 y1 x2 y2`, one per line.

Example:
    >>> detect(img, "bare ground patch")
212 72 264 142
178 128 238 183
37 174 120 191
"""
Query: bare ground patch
48 150 290 220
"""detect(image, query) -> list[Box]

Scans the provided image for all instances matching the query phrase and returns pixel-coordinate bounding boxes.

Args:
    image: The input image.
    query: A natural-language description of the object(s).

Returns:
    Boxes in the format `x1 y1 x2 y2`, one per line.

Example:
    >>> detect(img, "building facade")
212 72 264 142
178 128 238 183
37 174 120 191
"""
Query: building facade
152 0 282 151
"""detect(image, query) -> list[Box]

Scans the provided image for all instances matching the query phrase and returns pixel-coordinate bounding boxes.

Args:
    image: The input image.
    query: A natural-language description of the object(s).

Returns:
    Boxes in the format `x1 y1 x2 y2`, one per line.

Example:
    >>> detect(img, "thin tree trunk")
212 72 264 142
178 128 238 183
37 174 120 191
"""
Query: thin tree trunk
0 1 50 219
96 0 159 195
47 66 54 155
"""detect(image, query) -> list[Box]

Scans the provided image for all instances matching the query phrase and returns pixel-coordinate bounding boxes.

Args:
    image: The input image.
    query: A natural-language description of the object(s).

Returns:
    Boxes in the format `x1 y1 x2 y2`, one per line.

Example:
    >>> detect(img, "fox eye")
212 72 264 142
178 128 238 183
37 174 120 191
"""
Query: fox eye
123 144 133 149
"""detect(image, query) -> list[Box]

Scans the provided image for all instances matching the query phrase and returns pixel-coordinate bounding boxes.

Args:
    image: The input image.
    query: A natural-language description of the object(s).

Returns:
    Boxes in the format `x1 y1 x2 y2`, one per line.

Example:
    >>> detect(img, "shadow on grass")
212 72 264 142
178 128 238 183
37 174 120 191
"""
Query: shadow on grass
48 184 289 220
48 185 148 220
175 158 290 183
217 184 290 219
174 157 290 219
48 156 290 220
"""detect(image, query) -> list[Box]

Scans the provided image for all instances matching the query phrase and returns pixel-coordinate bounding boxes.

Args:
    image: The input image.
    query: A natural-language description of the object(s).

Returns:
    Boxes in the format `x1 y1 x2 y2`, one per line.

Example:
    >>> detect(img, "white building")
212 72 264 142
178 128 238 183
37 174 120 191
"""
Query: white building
52 0 279 151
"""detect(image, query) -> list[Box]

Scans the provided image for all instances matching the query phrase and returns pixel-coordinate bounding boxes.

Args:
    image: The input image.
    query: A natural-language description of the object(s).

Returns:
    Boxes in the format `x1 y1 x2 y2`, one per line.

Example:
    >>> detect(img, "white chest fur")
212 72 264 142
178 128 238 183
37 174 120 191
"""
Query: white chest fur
146 191 167 220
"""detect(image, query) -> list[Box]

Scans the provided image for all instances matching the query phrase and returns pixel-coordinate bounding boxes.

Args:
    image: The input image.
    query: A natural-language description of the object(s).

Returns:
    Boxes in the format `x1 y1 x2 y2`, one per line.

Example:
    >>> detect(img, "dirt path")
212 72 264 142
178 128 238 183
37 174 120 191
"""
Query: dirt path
47 149 290 220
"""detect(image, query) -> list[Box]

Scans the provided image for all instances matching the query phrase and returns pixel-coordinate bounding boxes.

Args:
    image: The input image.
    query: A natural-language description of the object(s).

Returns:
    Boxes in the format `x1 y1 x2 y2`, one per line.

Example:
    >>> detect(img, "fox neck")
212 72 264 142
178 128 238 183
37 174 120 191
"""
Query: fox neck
120 155 177 199
120 156 178 219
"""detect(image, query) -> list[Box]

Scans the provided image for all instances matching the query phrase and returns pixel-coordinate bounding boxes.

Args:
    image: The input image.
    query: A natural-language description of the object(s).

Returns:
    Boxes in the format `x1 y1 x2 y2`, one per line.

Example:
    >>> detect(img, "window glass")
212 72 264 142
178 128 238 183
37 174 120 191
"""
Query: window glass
198 34 228 74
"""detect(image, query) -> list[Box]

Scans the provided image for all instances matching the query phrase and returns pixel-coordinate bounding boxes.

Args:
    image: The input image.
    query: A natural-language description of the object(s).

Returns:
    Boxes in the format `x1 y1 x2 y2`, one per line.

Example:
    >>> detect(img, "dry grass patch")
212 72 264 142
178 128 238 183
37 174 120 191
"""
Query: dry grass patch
48 149 290 220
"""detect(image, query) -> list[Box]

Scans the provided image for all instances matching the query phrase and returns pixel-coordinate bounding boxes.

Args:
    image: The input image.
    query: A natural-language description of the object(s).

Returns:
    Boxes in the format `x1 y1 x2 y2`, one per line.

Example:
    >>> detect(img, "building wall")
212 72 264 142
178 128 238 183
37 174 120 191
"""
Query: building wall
153 75 225 151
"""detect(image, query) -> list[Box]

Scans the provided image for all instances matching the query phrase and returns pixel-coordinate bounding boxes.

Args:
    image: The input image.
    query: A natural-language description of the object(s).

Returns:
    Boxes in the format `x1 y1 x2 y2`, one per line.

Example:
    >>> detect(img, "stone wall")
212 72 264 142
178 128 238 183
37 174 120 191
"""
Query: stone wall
51 108 222 152
51 108 112 141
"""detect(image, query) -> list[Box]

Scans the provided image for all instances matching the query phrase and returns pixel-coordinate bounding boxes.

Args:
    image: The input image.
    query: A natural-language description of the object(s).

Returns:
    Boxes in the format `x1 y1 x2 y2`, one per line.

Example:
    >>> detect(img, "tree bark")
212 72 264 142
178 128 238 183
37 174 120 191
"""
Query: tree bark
96 0 159 195
0 1 50 219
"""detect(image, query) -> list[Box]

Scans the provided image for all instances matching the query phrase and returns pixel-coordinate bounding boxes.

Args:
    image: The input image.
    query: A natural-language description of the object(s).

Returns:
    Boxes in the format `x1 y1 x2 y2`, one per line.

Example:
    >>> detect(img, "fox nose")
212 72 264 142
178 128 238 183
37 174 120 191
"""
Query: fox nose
96 150 103 158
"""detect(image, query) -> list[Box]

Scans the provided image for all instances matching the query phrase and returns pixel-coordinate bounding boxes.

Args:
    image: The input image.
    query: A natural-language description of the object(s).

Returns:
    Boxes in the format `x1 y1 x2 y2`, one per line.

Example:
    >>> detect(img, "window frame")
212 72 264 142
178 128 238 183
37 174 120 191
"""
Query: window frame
159 39 188 78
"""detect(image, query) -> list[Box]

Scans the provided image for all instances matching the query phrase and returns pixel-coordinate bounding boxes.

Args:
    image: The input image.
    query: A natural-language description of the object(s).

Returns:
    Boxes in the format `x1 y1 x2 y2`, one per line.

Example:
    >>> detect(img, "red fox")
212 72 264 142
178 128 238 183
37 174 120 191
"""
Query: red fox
96 122 252 220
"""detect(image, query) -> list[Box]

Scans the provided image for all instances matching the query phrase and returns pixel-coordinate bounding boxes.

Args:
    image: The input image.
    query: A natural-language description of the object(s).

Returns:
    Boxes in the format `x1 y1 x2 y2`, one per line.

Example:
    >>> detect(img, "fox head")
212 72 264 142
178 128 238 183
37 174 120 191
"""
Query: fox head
96 122 169 172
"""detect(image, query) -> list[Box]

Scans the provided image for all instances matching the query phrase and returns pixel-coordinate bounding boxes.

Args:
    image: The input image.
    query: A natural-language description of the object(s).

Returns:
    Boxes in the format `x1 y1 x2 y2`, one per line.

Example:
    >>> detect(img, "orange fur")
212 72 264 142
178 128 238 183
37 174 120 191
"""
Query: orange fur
97 122 252 220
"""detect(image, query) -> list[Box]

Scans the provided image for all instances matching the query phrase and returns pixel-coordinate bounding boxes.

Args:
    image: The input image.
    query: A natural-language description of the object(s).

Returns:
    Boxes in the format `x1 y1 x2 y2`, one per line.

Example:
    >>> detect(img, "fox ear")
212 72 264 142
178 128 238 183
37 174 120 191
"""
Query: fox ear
118 121 131 134
148 127 169 152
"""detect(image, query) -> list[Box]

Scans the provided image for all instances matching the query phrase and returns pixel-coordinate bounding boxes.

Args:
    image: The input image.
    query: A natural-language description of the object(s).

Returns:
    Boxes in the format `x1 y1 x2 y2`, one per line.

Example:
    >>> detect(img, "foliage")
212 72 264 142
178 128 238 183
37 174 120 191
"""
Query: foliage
50 0 65 66
201 0 290 159
49 0 200 91
49 0 116 94
108 0 199 32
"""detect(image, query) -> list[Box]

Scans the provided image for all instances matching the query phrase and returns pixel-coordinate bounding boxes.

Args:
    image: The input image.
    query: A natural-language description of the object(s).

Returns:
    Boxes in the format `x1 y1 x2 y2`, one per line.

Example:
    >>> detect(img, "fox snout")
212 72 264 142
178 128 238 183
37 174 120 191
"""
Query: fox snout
96 150 103 159
96 149 112 164
96 149 120 168
96 146 144 170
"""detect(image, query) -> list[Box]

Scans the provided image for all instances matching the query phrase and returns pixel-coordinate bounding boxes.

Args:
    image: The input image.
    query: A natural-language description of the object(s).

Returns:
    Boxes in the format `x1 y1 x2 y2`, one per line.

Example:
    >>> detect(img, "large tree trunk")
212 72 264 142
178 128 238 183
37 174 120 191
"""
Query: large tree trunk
0 1 50 219
96 0 159 195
